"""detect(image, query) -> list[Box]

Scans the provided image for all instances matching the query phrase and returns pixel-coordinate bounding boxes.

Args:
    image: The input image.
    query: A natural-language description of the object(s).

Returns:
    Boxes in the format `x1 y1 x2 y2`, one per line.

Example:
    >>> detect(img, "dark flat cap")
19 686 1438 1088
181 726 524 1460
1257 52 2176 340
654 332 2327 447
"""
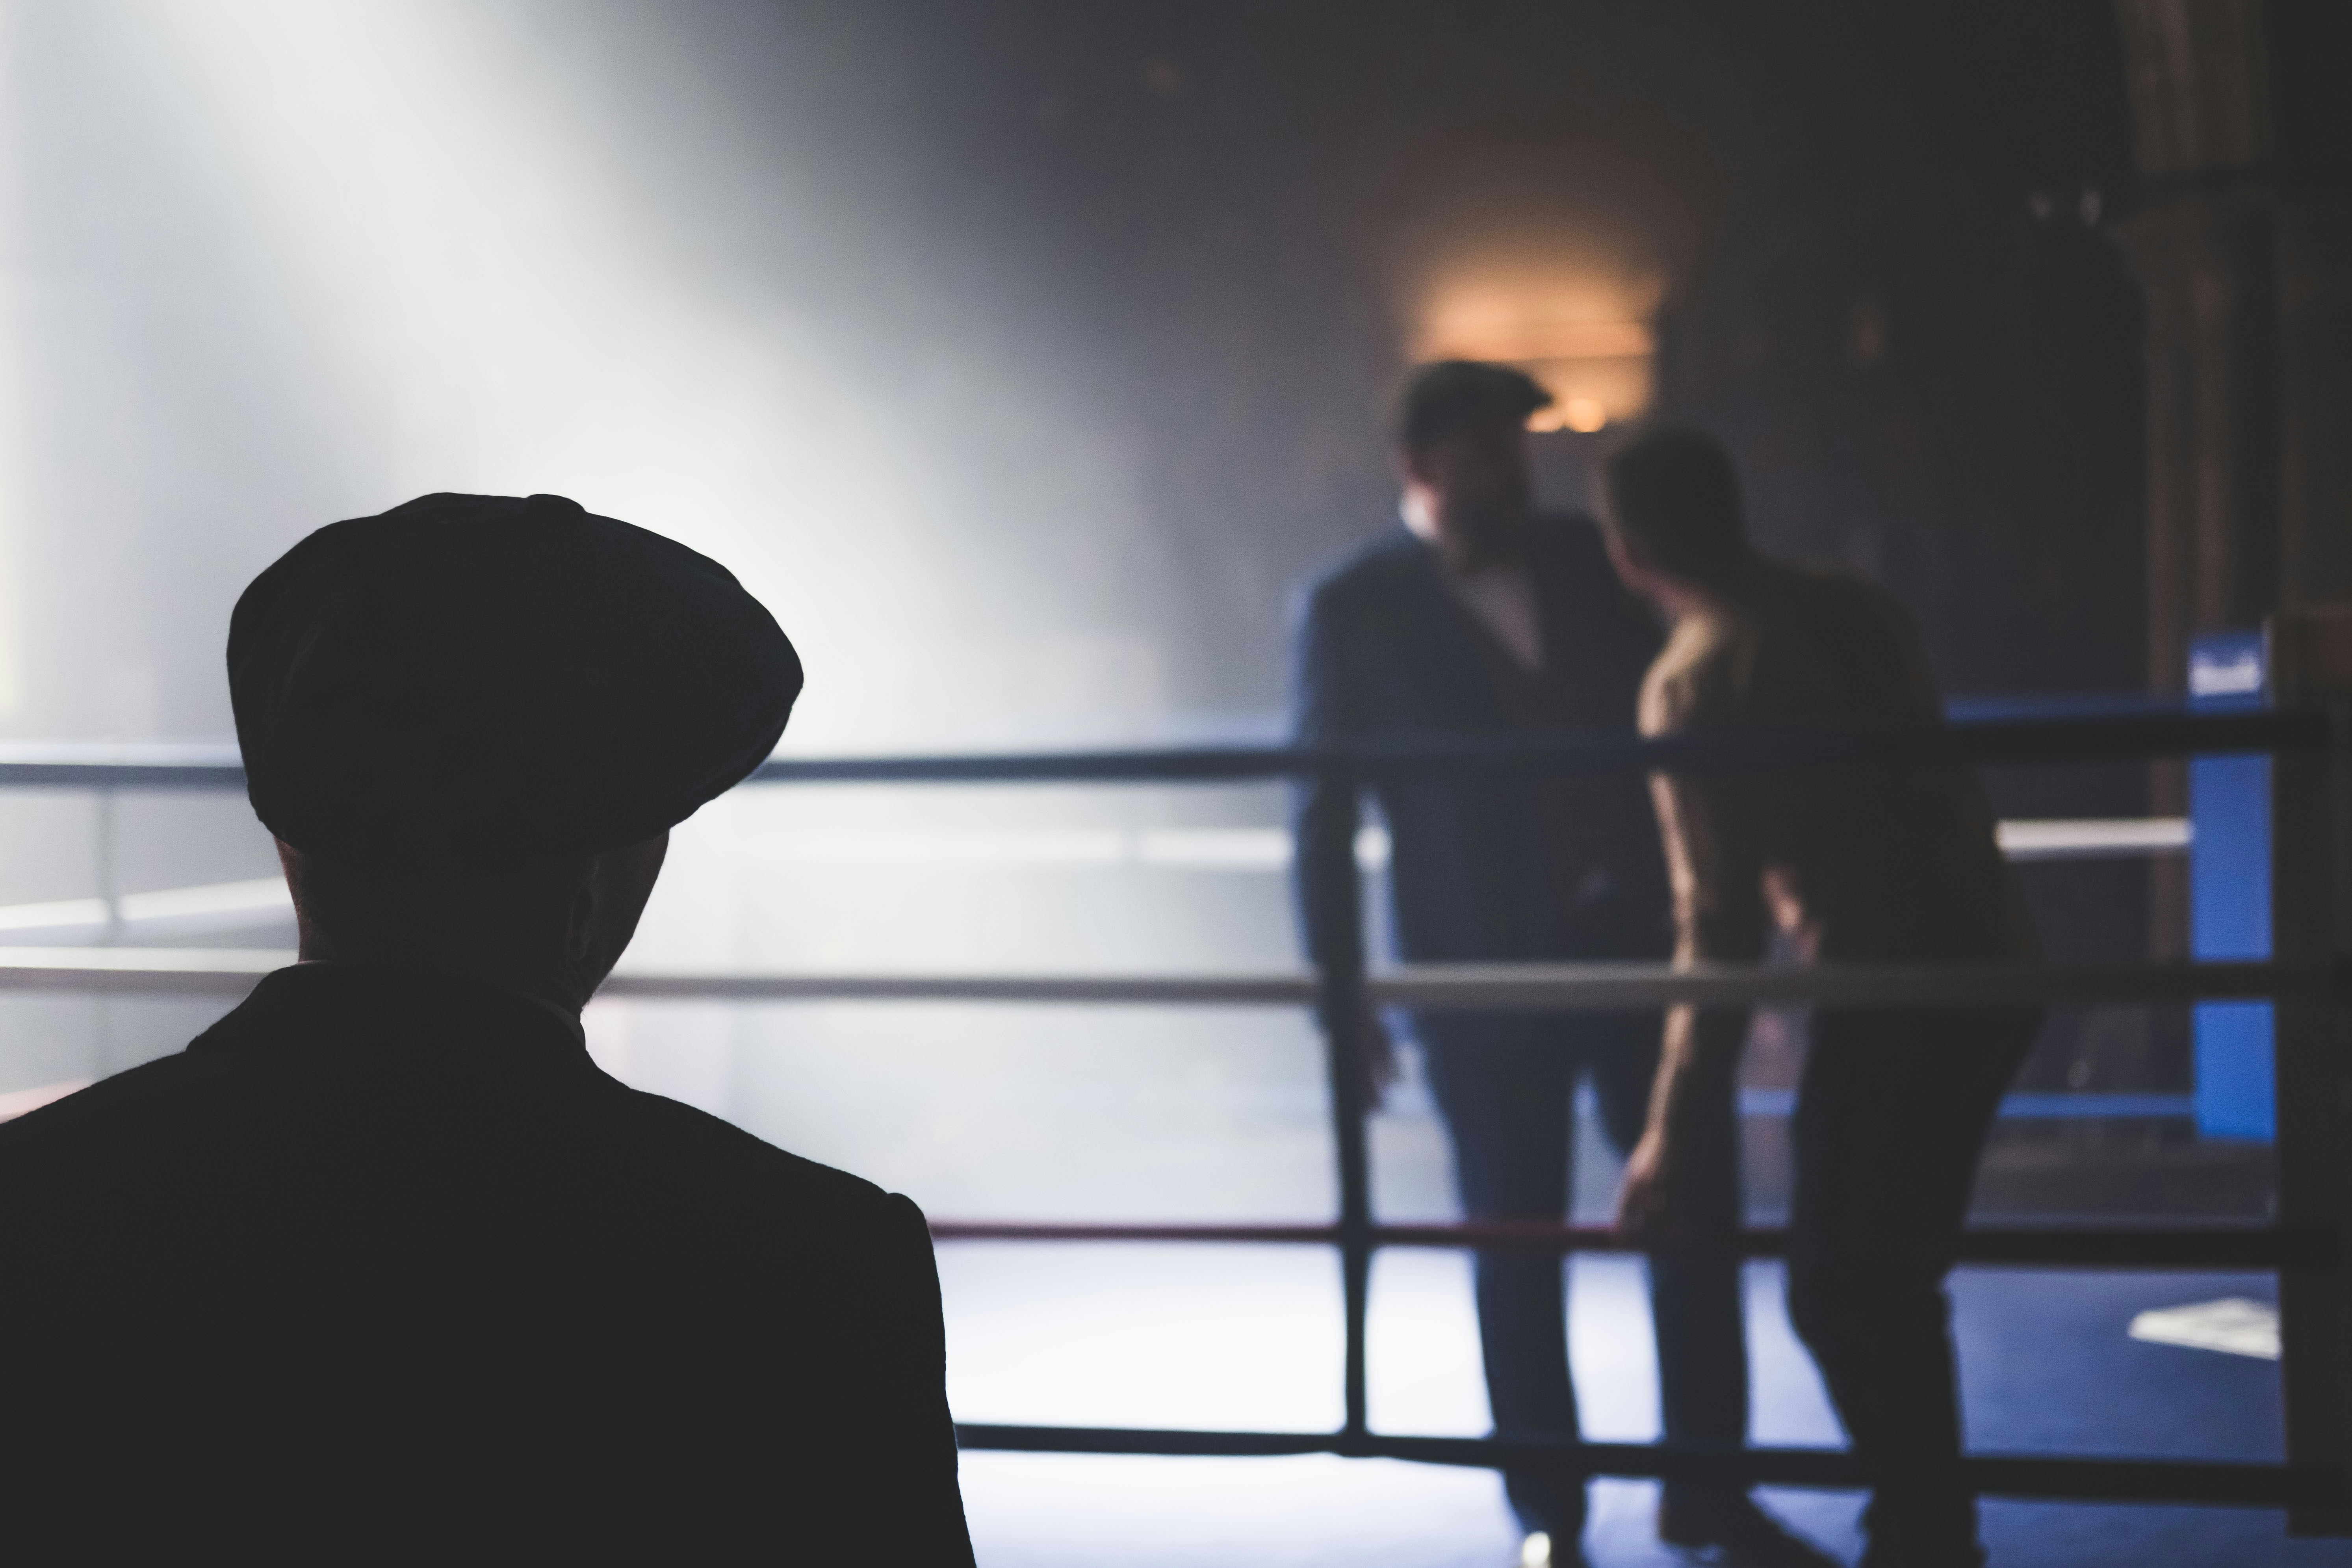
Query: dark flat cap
1396 360 1552 449
230 493 801 873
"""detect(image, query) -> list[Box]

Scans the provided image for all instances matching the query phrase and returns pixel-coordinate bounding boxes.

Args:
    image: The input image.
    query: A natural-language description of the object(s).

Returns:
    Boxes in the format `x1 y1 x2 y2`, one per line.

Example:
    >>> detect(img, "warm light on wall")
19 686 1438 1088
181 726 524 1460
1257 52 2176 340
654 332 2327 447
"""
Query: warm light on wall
1531 397 1609 434
1411 266 1662 434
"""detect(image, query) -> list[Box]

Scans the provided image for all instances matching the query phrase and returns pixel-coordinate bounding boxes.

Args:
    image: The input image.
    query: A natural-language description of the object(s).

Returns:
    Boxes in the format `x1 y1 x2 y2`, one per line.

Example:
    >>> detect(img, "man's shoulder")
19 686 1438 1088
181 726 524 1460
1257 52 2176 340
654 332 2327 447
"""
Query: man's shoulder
1765 560 1925 666
0 1035 915 1251
1298 529 1429 614
0 1049 225 1165
1645 561 1926 733
602 1082 905 1226
0 1049 284 1257
587 1087 935 1298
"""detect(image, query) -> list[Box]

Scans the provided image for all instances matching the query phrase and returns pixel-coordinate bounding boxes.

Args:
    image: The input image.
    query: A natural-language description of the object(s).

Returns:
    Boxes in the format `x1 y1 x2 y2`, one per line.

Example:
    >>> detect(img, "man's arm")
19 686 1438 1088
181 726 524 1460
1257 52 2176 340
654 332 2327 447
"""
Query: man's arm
1286 585 1395 1103
825 1194 976 1566
1617 681 1769 1242
1288 583 1358 989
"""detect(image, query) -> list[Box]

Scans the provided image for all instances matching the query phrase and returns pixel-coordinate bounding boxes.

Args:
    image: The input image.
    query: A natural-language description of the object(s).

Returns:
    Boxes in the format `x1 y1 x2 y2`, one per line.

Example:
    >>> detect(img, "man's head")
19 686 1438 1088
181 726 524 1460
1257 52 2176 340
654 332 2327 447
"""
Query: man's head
1596 425 1752 608
1394 361 1552 566
230 492 802 1012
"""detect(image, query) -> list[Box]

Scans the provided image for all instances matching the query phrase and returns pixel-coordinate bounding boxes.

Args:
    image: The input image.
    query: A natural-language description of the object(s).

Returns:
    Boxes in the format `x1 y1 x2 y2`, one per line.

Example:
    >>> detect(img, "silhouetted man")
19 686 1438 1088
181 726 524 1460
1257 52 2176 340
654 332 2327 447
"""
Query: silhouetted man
1291 365 1825 1568
0 494 975 1564
1600 430 2039 1568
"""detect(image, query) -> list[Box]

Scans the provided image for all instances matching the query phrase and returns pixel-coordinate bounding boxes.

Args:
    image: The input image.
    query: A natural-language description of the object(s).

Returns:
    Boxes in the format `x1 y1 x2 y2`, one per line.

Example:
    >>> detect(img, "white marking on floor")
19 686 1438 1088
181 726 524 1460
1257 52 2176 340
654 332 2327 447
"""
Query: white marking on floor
2127 1297 2280 1360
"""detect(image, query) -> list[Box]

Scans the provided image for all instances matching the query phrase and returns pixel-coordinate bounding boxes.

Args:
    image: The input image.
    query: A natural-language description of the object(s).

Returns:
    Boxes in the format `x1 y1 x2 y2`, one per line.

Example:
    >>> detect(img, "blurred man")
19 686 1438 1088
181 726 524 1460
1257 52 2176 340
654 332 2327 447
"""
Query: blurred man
0 494 974 1564
1290 364 1826 1568
1601 429 2039 1568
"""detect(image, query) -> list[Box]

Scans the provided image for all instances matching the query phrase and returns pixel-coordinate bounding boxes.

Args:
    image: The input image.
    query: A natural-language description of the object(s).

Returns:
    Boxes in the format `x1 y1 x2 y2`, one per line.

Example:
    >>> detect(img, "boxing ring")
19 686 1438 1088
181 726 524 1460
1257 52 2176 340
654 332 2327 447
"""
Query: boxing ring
3 690 2348 1529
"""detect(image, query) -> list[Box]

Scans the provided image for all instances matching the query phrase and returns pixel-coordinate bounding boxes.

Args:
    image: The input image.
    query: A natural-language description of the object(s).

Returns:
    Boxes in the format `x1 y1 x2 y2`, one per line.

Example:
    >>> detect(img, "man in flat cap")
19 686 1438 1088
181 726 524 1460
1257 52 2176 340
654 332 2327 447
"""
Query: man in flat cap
0 494 975 1564
1290 366 1828 1568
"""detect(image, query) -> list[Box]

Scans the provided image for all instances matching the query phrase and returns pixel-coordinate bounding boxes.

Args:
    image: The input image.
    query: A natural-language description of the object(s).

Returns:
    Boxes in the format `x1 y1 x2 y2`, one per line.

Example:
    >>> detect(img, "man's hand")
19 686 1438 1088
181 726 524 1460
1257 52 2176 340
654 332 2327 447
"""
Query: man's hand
1615 1125 1681 1242
1615 1116 1737 1247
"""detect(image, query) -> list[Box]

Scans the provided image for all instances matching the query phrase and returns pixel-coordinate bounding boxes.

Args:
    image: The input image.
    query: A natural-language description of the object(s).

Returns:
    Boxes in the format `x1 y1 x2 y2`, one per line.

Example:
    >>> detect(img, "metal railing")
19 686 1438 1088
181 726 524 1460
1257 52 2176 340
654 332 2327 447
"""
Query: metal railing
1 705 2346 1523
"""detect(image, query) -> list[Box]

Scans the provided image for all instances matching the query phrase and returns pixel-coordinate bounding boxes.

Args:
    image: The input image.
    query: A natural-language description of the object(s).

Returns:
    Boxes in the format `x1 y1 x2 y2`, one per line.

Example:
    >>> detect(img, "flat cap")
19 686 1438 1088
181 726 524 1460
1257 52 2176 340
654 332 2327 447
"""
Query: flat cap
1395 360 1553 449
230 492 801 873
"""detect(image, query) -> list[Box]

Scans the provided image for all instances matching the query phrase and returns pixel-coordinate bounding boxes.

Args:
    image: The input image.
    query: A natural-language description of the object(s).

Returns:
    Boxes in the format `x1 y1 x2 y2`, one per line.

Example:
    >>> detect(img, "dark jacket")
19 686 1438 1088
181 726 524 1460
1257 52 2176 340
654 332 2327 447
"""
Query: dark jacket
0 963 974 1566
1290 518 1669 982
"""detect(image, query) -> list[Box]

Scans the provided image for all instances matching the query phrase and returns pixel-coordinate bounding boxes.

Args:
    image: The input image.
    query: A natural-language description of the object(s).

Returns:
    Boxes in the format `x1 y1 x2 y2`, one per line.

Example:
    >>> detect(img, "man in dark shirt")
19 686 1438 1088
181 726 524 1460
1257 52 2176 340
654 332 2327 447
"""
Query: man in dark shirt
1601 429 2038 1568
0 493 975 1564
1290 366 1827 1568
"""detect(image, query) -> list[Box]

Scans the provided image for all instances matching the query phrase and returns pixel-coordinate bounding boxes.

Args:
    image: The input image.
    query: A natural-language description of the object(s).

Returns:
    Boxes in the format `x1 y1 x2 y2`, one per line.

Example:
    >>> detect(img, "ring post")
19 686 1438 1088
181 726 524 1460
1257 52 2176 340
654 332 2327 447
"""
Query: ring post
2269 607 2352 1535
1305 755 1375 1448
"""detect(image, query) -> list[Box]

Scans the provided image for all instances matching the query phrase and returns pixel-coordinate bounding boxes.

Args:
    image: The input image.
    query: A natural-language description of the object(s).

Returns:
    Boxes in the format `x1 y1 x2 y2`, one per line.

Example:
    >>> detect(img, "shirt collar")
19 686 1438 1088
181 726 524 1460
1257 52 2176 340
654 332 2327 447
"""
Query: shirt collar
189 961 593 1074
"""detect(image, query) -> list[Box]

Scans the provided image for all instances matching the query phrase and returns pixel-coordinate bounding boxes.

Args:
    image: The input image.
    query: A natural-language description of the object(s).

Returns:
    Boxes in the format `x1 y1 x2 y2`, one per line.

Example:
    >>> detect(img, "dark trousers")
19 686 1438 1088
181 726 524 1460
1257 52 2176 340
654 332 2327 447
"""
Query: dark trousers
1420 1011 1748 1537
1789 1006 2039 1568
